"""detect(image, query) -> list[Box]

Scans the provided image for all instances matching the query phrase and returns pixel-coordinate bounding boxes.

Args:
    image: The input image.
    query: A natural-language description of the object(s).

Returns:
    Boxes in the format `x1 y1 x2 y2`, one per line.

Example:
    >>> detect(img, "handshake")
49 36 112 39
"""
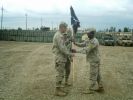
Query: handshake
71 49 77 53
69 36 76 43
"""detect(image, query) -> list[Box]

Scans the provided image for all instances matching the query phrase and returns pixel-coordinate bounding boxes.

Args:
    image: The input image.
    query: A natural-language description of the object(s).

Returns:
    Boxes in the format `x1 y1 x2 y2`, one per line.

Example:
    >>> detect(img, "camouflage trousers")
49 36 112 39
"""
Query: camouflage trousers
55 59 71 87
89 62 103 90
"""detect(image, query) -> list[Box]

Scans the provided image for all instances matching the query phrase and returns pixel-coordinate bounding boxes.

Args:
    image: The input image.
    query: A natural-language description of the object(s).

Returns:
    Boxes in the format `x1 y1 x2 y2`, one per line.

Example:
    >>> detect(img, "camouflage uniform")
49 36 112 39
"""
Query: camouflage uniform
64 32 73 83
75 37 103 90
52 31 72 88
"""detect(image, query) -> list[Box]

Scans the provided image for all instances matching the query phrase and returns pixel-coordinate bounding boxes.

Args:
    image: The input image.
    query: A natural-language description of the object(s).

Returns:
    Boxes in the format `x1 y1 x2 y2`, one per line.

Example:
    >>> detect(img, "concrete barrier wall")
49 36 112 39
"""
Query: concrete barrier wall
0 30 82 43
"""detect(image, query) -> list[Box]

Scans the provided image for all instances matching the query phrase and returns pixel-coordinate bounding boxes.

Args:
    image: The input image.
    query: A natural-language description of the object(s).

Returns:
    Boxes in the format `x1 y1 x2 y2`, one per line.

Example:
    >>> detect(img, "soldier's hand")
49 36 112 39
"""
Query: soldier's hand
71 49 77 53
73 41 77 45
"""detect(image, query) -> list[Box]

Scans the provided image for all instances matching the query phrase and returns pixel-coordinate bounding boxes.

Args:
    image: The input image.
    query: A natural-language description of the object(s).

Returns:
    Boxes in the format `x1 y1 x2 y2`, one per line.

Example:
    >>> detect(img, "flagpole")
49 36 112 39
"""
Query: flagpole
70 6 80 86
72 28 75 86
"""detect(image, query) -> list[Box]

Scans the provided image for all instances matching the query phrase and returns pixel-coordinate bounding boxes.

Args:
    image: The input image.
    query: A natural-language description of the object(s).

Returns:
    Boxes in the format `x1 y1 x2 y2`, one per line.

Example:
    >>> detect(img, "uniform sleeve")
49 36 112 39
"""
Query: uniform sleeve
85 40 98 53
77 39 99 54
65 36 72 51
66 42 72 51
57 36 72 56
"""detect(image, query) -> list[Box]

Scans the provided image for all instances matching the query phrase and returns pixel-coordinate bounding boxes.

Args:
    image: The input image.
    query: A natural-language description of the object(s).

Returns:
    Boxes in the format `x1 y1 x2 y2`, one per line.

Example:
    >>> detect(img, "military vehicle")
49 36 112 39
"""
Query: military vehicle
101 34 115 46
116 34 133 46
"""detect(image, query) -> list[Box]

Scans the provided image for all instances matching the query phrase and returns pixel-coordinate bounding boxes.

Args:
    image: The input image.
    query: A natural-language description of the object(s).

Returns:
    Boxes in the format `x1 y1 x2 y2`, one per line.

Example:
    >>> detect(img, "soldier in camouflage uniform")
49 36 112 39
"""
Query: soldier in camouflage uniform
74 28 104 94
52 22 74 96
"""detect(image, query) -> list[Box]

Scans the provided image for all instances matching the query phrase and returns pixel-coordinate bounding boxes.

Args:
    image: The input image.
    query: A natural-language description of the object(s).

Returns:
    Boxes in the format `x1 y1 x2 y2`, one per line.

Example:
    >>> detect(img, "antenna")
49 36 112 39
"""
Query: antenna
1 6 4 29
41 17 42 27
25 13 28 30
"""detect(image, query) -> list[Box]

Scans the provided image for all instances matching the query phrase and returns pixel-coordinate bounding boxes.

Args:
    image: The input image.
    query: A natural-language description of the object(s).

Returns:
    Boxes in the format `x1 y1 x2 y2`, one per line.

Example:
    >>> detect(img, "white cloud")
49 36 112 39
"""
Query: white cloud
1 0 133 29
1 0 131 14
1 0 72 14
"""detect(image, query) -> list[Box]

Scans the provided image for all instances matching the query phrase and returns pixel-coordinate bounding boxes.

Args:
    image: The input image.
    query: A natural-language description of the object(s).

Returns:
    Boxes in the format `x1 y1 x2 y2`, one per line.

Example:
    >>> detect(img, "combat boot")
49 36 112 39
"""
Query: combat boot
54 87 67 96
65 79 72 87
82 82 96 94
95 83 105 93
95 87 104 93
82 89 95 94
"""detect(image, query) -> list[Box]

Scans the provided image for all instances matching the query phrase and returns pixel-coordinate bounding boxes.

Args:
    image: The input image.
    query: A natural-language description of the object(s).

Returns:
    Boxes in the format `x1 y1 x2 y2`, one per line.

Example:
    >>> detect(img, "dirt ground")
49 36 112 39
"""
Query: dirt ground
0 41 133 100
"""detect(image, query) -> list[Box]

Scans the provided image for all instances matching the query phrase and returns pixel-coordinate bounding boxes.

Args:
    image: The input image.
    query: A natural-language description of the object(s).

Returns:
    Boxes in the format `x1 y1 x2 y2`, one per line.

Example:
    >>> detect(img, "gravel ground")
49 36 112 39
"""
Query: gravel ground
0 41 133 100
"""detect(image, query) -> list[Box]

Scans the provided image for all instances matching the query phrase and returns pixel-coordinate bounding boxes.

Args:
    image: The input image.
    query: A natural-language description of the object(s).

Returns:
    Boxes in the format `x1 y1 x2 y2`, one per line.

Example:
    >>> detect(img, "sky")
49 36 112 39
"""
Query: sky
0 0 133 30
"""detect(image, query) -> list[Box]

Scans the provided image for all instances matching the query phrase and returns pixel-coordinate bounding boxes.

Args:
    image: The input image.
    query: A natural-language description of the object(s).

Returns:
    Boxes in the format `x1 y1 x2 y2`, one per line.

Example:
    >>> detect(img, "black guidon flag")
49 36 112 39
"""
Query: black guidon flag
70 6 80 34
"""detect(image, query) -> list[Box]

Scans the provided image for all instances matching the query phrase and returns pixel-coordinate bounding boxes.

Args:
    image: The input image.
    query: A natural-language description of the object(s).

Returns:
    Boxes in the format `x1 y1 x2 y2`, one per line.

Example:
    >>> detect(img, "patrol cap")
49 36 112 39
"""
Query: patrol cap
59 21 68 28
63 32 67 35
86 28 96 34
